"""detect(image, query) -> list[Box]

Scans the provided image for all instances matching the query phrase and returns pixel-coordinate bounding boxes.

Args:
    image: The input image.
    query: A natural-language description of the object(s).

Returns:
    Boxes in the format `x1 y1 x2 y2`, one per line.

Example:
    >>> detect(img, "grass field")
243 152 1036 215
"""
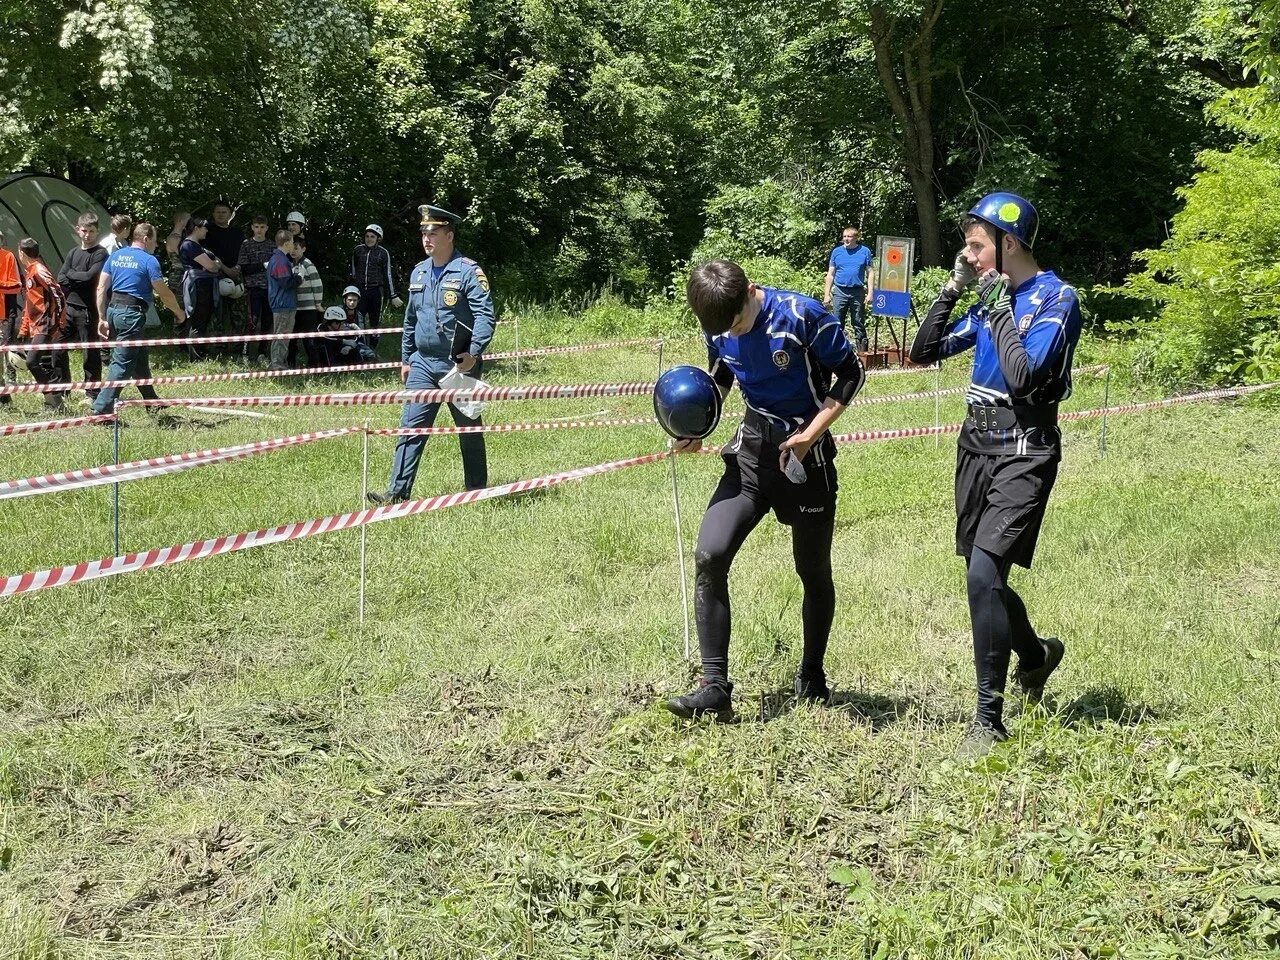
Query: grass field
2 321 1279 958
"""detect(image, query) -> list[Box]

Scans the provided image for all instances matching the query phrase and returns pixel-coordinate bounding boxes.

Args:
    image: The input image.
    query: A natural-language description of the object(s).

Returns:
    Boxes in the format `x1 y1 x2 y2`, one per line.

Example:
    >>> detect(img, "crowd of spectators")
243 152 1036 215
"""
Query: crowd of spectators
0 205 404 411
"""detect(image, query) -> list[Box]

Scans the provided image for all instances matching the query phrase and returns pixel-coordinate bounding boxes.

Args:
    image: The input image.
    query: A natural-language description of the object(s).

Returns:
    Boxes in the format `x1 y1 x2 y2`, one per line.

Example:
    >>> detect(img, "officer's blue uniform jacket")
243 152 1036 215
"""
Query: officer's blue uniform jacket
937 271 1082 409
401 251 495 369
706 287 856 431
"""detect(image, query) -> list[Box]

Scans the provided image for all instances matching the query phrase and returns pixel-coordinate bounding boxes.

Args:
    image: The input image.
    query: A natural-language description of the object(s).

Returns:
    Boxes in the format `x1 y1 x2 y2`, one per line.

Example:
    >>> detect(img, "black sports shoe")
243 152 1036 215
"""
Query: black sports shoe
794 670 830 705
366 489 408 506
1015 636 1065 703
665 680 734 722
956 717 1009 758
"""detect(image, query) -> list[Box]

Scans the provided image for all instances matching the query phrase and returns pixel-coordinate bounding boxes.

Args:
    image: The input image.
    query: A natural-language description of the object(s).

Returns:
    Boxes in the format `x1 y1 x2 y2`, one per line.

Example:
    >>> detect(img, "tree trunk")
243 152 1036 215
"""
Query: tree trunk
868 2 946 266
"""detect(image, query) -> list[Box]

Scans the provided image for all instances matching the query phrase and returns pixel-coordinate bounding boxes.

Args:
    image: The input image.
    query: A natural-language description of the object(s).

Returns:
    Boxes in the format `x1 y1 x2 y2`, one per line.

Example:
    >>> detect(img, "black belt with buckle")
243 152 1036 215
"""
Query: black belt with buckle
110 292 147 308
743 408 799 447
967 403 1058 431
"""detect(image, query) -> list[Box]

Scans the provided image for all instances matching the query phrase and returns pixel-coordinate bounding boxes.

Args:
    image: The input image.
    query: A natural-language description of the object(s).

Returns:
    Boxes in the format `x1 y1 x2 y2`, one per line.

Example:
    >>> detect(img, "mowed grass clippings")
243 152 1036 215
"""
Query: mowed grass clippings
0 326 1278 958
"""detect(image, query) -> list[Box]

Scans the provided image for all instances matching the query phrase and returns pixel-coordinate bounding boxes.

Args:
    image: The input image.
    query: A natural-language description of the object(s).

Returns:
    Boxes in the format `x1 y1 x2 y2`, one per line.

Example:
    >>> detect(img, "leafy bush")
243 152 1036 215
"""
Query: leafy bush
1123 86 1280 387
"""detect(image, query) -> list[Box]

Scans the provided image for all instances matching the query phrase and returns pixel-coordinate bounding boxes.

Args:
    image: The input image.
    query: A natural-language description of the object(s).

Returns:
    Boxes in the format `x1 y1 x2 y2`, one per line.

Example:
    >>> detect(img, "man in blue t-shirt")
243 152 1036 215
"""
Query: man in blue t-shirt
823 227 873 352
91 223 184 415
665 259 866 722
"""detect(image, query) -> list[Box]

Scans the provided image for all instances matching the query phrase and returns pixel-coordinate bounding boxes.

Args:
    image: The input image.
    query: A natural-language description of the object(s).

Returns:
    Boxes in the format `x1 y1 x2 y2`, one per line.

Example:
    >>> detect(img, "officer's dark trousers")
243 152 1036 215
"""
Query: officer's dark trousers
389 352 487 495
693 483 836 685
67 304 104 395
26 329 70 409
360 287 383 348
831 284 868 350
966 546 1046 727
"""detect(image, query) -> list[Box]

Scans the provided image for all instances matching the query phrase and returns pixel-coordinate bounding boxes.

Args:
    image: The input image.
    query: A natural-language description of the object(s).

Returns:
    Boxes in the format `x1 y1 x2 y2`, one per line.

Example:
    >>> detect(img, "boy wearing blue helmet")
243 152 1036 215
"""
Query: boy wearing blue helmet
666 259 866 722
909 193 1083 757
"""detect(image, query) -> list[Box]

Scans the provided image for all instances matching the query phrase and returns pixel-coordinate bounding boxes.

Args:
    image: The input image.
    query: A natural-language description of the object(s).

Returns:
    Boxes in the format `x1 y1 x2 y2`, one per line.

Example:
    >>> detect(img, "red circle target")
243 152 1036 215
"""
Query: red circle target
885 247 904 266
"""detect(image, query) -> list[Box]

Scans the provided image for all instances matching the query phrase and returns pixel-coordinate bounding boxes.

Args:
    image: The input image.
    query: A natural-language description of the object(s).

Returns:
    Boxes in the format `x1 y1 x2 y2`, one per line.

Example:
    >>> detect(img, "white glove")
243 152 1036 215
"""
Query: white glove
390 296 404 309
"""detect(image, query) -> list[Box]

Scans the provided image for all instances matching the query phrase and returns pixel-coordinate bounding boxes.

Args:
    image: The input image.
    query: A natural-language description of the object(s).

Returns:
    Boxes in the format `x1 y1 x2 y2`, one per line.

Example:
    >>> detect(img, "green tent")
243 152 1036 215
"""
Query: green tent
0 171 111 276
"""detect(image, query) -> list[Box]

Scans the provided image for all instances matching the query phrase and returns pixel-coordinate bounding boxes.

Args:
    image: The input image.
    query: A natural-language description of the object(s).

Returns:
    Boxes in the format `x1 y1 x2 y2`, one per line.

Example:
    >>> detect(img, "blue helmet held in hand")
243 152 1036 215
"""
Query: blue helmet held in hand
654 365 722 440
967 192 1039 250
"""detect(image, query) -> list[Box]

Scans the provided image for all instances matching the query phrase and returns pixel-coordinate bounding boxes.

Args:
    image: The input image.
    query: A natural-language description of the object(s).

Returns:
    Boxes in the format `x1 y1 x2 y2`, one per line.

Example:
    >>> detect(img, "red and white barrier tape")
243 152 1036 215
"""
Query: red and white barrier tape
366 385 975 437
0 451 670 598
865 363 938 376
485 338 661 361
116 381 658 410
16 325 405 352
0 361 401 396
694 381 1274 452
371 416 658 436
0 427 356 501
0 381 1273 597
1058 383 1277 420
0 414 117 437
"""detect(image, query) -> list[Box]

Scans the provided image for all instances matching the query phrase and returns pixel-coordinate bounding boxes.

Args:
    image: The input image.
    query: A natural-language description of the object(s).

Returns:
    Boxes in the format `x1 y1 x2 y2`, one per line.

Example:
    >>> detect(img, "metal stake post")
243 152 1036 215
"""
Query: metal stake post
1099 366 1111 458
668 452 692 660
514 316 521 387
359 423 369 625
656 340 665 379
112 413 121 555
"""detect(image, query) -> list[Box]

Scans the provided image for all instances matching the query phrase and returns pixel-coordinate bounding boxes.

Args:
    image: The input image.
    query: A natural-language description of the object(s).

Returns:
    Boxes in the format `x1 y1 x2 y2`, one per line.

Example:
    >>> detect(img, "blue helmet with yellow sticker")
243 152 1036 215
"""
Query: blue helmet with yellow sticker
966 192 1039 250
654 365 722 440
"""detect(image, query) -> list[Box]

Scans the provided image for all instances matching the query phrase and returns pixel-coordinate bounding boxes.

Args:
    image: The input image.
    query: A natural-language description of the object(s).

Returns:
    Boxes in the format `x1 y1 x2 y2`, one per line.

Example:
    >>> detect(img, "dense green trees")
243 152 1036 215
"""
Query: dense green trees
1124 1 1280 385
0 0 1270 380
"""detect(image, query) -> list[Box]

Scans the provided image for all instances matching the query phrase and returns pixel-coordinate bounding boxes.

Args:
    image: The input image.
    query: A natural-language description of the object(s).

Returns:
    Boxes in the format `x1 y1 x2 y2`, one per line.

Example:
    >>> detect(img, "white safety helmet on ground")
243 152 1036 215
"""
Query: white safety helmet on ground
323 306 347 323
342 285 361 299
286 210 307 226
364 224 383 238
218 278 245 299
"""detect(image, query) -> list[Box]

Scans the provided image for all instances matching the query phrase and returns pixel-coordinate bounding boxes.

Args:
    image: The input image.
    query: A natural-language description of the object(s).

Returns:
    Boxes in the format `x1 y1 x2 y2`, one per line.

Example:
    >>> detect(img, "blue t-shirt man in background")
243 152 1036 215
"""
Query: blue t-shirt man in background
823 226 873 352
90 222 184 414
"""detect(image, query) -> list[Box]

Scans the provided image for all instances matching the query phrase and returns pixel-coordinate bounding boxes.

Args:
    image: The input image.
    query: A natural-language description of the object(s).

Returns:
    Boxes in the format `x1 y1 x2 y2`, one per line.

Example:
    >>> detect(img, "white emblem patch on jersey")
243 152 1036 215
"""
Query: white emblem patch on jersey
772 349 790 370
1018 314 1034 332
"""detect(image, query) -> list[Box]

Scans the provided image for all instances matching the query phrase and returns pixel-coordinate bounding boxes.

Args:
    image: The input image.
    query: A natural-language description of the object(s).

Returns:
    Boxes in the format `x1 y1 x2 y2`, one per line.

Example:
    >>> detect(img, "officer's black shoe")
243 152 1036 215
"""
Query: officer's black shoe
956 717 1009 759
1015 636 1065 703
366 489 408 506
794 670 831 705
665 680 734 722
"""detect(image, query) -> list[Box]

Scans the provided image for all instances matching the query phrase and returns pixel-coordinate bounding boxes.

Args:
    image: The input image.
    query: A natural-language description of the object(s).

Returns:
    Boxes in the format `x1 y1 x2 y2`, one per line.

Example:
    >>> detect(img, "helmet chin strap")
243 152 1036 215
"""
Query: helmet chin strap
994 228 1005 276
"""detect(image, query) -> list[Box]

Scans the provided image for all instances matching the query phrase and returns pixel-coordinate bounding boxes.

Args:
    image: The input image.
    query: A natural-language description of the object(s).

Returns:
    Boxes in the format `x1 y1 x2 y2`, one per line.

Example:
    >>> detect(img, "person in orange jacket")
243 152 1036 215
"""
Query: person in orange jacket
17 238 70 410
0 229 20 405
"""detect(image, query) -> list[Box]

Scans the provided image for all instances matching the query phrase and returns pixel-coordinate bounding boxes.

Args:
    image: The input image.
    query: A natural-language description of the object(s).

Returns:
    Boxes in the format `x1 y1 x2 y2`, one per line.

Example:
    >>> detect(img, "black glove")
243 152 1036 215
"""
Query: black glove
977 270 1012 324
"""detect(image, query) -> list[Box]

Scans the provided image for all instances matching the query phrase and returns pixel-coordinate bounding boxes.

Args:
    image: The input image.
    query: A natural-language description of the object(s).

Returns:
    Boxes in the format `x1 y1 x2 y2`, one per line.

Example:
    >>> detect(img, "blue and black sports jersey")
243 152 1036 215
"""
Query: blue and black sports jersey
935 271 1082 407
706 287 856 430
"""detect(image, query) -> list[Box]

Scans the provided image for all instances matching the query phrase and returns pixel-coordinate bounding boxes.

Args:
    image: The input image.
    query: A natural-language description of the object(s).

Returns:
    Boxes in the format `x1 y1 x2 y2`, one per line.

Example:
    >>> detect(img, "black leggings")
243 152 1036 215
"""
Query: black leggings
966 547 1046 727
694 489 836 684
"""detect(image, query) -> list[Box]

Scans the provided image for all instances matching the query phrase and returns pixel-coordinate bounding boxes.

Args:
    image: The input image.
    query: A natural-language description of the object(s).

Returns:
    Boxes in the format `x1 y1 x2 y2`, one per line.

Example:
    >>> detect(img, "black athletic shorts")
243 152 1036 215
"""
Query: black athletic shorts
955 438 1060 569
718 414 838 526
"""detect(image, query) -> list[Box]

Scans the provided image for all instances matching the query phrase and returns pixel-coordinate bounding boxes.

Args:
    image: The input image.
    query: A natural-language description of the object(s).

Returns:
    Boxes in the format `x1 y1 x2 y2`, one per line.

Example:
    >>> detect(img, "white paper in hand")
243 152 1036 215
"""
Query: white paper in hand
439 365 488 419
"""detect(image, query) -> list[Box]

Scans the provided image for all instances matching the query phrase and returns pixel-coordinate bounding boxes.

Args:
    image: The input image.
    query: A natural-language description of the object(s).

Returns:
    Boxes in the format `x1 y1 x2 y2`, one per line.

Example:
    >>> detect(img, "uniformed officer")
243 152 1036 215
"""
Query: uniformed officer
909 192 1083 757
666 259 866 722
368 205 495 504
